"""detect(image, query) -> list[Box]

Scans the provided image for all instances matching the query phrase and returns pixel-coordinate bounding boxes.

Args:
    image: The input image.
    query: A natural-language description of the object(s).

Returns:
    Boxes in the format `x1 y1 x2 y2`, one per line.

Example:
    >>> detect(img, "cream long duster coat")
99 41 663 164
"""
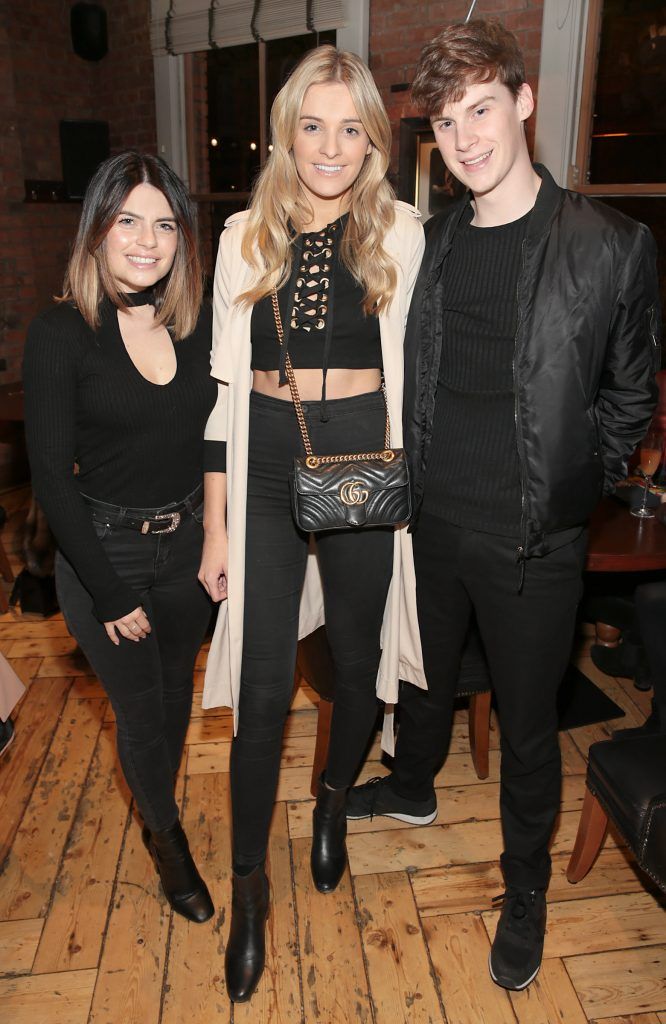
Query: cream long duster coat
202 200 427 753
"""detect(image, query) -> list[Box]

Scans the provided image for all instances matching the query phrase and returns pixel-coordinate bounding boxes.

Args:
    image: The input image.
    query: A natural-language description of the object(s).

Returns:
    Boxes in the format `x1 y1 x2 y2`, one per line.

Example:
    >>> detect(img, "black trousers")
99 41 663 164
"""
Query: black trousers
232 391 393 869
55 505 211 832
392 512 587 890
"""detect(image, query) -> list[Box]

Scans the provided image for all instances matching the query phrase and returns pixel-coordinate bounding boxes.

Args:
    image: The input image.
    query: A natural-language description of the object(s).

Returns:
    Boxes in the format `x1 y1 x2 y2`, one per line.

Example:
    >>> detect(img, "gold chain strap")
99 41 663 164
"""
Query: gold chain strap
271 290 391 467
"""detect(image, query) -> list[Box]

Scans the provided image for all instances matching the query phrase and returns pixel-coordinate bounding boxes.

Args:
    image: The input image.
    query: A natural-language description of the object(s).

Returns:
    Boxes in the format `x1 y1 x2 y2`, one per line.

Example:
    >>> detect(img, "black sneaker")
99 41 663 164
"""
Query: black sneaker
345 776 437 825
0 717 15 758
489 887 546 990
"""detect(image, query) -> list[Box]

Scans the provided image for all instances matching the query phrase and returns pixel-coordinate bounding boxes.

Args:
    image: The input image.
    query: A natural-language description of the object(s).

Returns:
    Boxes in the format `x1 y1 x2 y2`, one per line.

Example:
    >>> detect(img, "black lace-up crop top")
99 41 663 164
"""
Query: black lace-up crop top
250 217 383 395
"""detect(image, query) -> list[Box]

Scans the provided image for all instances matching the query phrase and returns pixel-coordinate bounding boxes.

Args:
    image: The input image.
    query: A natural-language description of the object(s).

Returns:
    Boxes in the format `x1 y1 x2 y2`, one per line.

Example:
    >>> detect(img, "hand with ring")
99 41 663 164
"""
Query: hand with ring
104 605 152 645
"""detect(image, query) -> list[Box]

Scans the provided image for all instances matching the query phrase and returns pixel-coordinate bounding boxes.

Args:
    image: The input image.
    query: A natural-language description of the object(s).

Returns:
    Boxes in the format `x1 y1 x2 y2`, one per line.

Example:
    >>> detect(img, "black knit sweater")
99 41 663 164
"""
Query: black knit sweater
23 297 222 621
422 206 530 535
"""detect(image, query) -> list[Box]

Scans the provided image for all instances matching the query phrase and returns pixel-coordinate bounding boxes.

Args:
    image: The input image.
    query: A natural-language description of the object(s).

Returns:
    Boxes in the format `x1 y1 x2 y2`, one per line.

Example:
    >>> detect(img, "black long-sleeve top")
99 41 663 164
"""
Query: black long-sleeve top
23 296 222 622
250 217 382 374
422 207 529 535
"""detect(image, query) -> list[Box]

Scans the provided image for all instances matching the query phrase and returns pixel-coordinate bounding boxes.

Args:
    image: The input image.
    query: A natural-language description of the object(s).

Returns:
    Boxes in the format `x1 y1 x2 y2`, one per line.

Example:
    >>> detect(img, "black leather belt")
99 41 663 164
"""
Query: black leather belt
82 484 203 535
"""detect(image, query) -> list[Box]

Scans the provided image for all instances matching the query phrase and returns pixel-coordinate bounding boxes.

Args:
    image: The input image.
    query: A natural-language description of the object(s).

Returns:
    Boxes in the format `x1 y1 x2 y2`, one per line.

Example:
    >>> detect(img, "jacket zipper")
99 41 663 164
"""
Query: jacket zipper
648 305 660 369
513 238 528 592
414 248 450 521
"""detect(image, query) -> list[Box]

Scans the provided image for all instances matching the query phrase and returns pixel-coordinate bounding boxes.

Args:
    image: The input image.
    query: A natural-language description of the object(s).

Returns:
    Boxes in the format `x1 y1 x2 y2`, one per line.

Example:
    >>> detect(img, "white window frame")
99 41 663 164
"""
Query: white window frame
533 0 589 188
153 0 370 184
535 0 666 194
154 53 189 184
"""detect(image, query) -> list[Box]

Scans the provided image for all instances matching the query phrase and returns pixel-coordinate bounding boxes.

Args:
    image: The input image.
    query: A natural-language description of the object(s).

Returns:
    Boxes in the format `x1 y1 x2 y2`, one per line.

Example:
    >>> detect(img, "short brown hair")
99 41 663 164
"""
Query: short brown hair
412 20 526 118
61 151 203 340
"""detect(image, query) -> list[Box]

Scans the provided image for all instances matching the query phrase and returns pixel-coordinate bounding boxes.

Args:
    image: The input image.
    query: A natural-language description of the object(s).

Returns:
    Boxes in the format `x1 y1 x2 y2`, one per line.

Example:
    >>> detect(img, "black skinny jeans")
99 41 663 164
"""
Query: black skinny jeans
232 390 393 869
392 513 587 890
55 502 212 832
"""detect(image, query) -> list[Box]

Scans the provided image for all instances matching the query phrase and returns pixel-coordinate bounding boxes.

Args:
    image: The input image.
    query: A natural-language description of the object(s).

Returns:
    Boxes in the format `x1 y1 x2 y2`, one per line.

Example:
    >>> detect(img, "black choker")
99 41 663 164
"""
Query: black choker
122 289 155 307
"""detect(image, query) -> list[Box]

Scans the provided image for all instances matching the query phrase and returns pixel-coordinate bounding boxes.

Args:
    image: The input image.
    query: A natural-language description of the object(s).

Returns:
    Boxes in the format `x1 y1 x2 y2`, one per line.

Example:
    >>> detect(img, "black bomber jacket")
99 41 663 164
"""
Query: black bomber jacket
403 164 662 557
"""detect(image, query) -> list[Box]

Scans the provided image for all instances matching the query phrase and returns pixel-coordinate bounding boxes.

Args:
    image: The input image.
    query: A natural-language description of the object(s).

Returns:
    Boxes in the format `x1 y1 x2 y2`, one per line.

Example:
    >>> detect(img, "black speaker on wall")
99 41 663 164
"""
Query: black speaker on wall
60 120 110 200
70 2 108 61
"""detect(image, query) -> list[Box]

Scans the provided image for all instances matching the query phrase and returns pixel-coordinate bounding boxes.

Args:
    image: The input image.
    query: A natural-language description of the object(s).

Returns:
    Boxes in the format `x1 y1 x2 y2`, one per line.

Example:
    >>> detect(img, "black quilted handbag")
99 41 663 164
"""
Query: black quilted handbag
271 291 411 532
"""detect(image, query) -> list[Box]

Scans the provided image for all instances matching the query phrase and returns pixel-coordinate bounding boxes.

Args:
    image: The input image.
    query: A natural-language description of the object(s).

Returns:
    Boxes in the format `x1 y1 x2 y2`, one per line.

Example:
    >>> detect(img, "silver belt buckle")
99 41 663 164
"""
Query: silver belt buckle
143 511 181 534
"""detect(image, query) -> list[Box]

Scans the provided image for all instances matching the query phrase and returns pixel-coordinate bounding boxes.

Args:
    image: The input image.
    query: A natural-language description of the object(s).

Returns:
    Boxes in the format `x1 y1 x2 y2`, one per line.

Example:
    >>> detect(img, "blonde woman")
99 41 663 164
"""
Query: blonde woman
24 152 217 924
199 46 425 1002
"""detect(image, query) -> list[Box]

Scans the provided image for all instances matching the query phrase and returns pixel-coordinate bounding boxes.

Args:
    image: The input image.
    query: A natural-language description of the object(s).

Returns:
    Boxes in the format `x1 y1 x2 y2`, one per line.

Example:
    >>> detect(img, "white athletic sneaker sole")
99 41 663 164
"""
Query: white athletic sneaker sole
346 808 438 825
488 951 541 991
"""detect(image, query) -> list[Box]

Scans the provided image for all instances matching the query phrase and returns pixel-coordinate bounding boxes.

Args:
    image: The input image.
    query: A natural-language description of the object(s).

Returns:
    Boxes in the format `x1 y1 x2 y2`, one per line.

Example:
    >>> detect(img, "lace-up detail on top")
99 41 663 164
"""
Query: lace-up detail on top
249 213 382 421
291 223 337 333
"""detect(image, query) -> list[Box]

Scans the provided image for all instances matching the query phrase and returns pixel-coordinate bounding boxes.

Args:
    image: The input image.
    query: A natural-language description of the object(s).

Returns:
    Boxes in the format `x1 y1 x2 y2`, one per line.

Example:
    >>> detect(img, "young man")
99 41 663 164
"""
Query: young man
347 20 660 991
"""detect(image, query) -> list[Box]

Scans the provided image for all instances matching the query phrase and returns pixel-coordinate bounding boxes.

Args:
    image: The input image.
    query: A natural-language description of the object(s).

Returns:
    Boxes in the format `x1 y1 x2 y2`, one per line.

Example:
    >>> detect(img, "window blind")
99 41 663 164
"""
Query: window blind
151 0 348 56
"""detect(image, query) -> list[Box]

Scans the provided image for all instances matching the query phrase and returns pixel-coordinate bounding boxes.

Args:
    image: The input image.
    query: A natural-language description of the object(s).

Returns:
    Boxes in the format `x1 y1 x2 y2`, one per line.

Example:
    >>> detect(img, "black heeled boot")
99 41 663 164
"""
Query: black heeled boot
311 773 348 893
225 865 270 1003
145 820 214 923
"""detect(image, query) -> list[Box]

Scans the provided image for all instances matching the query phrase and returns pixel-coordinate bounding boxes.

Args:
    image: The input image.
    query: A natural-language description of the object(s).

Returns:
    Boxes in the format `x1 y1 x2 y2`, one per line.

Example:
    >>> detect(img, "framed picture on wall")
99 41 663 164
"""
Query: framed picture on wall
398 117 466 221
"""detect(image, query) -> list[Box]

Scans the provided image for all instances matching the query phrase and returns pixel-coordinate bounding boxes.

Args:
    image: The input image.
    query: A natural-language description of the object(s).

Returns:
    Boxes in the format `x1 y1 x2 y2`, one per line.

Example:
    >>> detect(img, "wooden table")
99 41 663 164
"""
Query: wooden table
586 495 666 572
586 494 666 647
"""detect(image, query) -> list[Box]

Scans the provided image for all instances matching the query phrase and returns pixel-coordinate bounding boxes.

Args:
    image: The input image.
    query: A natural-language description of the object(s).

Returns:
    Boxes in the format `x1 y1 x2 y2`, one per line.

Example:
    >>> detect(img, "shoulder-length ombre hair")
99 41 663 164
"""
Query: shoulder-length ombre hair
60 151 202 340
239 45 397 314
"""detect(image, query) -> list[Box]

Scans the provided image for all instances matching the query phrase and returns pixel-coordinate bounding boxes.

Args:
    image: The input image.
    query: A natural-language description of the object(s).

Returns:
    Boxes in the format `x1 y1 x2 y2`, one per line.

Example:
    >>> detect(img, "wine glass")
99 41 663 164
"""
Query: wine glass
631 426 664 518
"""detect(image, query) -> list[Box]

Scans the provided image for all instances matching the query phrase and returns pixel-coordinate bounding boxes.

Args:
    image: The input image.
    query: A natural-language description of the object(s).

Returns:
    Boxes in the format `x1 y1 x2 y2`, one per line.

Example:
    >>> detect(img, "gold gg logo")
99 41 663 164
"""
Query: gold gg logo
340 480 369 506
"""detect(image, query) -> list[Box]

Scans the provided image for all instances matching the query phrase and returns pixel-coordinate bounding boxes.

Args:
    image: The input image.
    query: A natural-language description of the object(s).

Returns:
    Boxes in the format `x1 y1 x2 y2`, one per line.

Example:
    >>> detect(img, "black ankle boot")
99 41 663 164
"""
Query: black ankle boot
225 865 270 1003
311 774 348 893
146 821 214 923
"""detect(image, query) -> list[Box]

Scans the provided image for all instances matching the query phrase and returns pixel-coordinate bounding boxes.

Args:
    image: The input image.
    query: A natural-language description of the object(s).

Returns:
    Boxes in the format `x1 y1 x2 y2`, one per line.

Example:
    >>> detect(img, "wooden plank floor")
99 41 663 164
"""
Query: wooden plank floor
0 487 664 1023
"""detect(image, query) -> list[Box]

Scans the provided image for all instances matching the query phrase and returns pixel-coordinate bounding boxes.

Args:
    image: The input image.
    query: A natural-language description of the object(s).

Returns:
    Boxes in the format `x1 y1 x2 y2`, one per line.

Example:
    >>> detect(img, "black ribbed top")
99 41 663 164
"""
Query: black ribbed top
23 298 220 621
422 206 530 535
250 217 382 372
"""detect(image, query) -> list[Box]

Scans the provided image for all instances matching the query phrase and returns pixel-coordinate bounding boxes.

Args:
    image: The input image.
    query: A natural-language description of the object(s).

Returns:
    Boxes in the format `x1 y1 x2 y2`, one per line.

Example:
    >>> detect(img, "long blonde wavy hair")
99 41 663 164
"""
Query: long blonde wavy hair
239 45 397 314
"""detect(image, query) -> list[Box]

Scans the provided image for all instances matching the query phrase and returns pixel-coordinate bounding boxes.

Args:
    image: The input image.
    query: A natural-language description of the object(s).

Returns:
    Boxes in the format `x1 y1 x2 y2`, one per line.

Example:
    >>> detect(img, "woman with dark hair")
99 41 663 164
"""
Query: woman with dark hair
23 151 220 923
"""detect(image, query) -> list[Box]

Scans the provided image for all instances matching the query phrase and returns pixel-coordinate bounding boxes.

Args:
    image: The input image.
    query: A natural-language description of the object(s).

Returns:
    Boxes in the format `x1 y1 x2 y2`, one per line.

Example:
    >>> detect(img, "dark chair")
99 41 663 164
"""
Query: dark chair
296 623 492 798
567 734 666 893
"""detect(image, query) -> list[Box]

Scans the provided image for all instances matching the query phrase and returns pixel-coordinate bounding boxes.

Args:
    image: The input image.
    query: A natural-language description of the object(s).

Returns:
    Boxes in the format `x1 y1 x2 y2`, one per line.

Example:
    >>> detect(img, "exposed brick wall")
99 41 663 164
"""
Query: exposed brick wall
0 0 156 376
368 0 544 174
0 0 157 483
98 1 157 155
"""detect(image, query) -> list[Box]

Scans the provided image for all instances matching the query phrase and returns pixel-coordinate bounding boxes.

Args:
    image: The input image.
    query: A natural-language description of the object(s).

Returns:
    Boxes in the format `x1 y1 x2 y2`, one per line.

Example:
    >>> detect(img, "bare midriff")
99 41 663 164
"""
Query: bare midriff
252 367 381 402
